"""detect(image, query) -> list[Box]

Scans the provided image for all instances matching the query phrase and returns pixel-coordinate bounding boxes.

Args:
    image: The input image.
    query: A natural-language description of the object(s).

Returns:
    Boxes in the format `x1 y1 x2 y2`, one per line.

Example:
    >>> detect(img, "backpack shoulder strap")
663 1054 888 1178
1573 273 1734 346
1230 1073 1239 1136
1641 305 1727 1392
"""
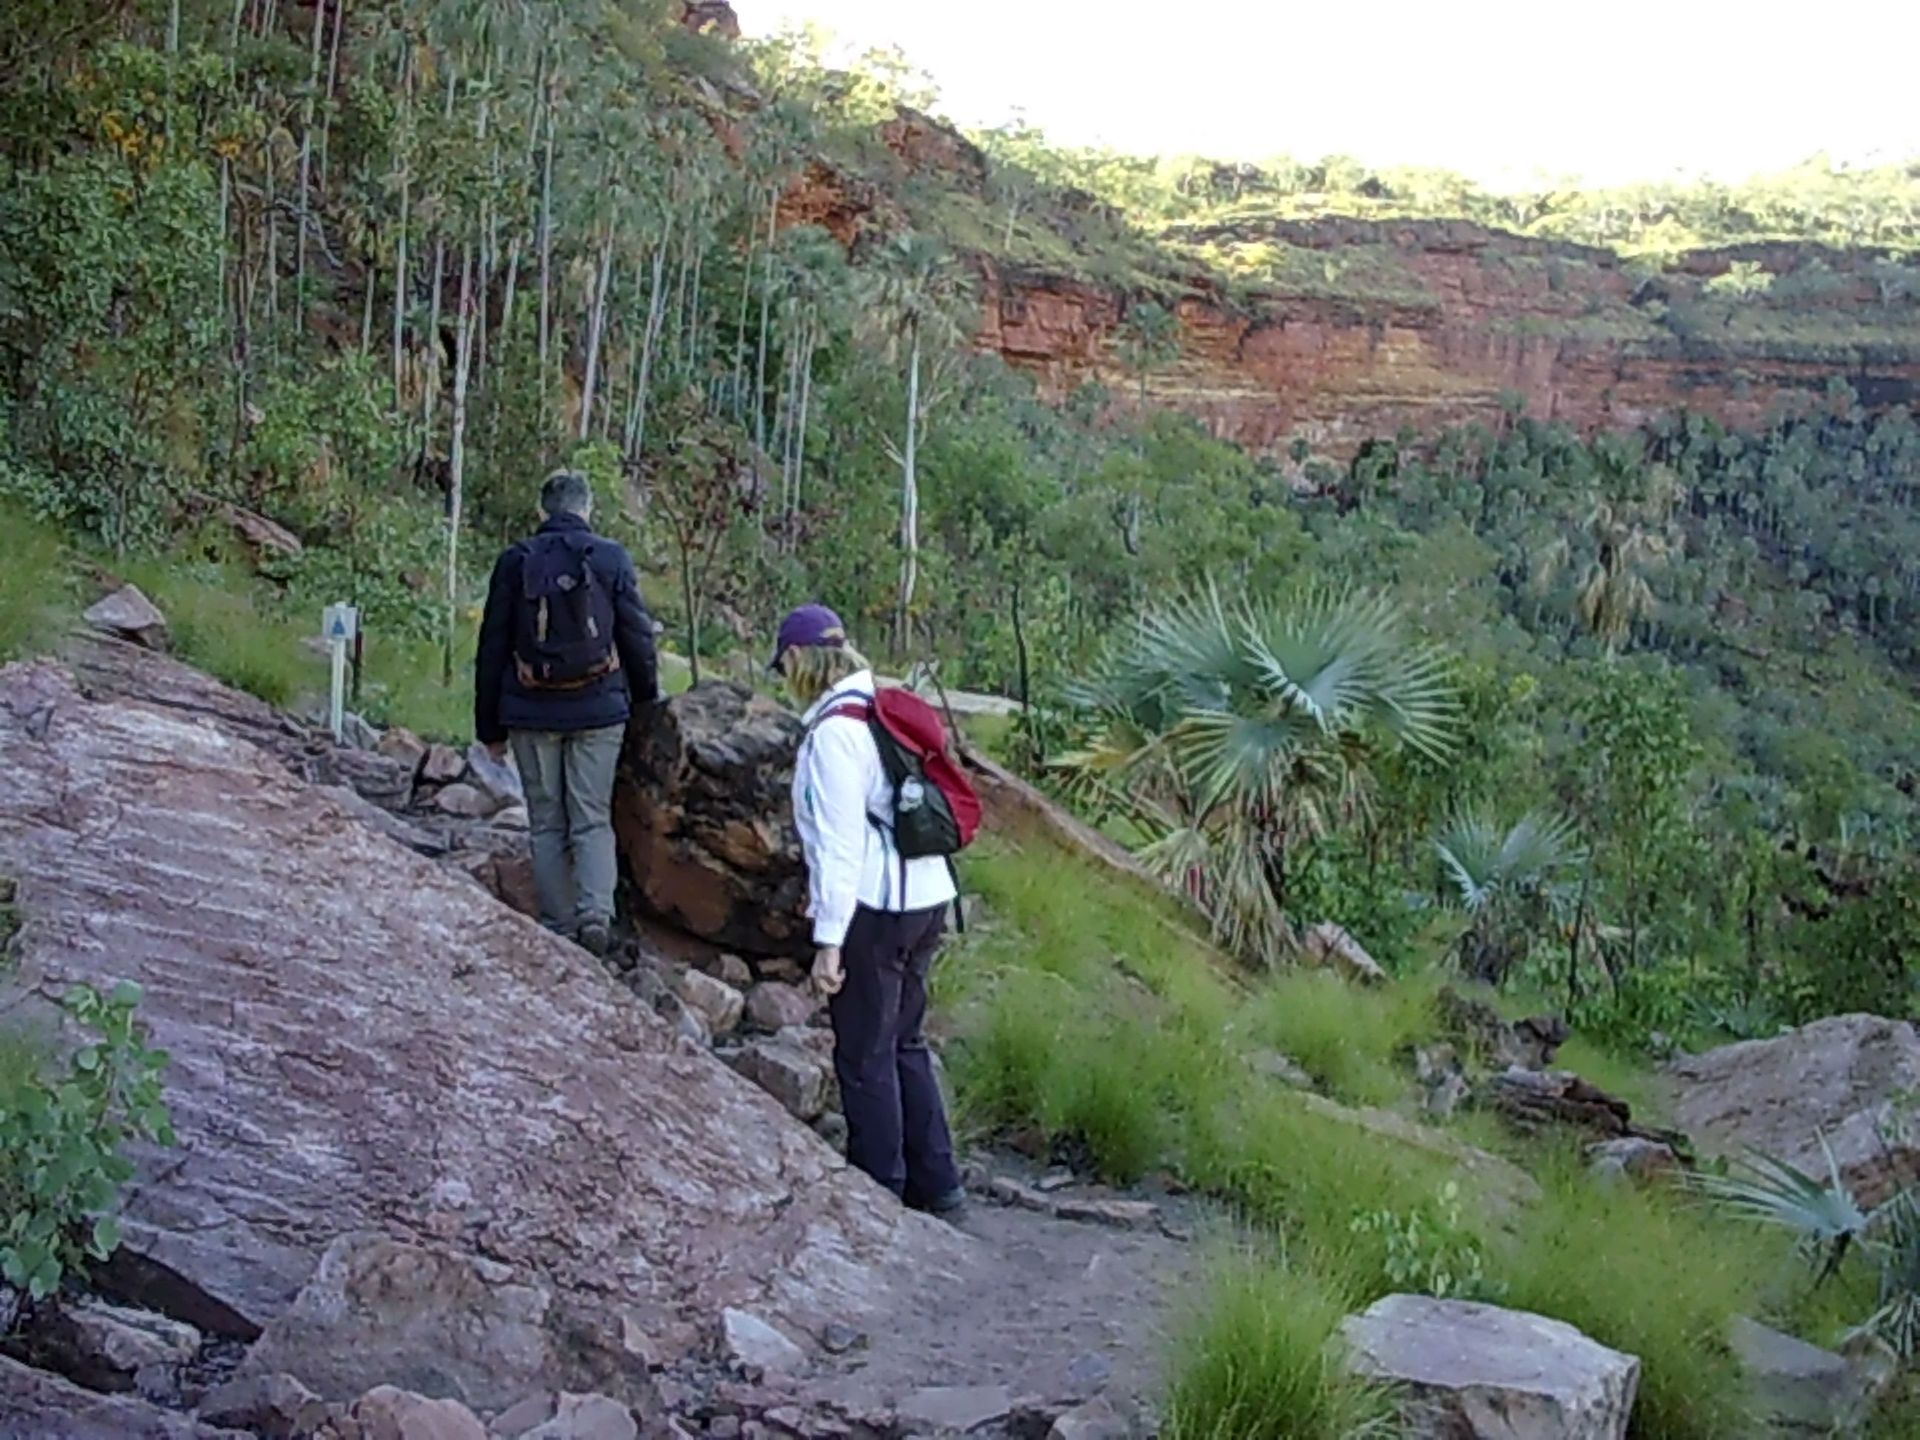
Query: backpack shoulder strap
803 695 875 737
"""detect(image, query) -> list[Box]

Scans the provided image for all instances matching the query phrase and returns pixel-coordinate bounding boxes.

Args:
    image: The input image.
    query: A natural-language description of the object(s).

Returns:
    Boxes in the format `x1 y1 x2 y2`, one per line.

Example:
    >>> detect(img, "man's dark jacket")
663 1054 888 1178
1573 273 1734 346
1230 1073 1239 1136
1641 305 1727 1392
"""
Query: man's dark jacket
474 512 660 745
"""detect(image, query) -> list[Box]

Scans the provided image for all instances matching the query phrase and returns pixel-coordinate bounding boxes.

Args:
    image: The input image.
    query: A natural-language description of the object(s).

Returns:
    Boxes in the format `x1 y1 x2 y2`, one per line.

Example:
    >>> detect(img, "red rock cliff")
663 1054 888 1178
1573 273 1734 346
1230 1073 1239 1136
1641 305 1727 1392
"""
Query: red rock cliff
781 134 1920 454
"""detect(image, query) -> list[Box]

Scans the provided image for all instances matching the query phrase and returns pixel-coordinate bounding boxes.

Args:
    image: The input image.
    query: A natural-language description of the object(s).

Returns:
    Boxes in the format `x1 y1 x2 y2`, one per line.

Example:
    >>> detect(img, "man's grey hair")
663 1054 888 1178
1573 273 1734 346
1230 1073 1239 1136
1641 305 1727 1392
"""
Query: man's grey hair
540 469 593 518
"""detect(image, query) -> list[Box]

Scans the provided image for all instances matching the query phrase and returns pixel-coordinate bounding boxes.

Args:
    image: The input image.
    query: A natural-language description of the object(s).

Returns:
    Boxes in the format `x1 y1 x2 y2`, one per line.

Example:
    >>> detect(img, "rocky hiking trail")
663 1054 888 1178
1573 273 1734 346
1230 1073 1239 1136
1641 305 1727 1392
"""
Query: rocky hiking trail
9 613 1920 1438
0 628 1203 1439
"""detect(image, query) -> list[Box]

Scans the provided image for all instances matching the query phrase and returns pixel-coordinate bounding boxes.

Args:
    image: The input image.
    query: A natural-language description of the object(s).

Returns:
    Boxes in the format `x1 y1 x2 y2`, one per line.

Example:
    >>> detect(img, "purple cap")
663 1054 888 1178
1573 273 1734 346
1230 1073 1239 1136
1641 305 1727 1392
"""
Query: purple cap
769 604 847 672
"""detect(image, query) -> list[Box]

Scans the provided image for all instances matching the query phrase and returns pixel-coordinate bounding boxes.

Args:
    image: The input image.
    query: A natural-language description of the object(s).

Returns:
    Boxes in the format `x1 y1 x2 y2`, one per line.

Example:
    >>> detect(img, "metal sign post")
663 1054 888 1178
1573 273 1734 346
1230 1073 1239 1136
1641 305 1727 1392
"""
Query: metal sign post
321 603 359 744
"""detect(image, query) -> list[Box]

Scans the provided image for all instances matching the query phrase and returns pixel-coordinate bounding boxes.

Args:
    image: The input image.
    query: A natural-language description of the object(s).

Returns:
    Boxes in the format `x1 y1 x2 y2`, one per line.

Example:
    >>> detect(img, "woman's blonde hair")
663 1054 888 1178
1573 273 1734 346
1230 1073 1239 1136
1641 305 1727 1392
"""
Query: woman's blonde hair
780 640 871 708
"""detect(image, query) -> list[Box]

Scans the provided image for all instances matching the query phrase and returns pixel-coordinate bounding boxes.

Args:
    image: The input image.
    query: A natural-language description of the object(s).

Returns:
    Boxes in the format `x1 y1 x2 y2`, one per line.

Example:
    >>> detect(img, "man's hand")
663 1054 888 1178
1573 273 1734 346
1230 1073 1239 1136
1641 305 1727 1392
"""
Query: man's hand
483 740 508 763
811 945 844 999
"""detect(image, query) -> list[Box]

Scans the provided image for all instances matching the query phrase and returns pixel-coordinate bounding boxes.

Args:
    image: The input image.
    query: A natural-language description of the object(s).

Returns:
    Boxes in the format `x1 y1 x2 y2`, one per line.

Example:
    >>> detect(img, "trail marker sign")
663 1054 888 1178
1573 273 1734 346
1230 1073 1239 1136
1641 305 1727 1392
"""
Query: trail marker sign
322 603 360 743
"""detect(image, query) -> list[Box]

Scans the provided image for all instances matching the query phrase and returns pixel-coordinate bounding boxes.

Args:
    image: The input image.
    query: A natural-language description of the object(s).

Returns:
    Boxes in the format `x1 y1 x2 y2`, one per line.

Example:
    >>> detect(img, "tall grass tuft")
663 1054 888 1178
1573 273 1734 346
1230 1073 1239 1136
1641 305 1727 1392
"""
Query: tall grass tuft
1502 1155 1779 1439
0 503 73 662
1256 968 1442 1107
1164 1248 1395 1440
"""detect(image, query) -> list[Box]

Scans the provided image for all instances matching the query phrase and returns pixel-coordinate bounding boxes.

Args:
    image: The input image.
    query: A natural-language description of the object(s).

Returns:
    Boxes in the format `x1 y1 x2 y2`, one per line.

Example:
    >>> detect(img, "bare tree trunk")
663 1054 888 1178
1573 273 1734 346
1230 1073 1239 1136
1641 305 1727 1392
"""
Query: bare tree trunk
294 0 327 330
361 257 375 353
318 0 346 188
792 318 816 541
500 235 523 344
579 232 615 442
168 0 182 53
731 186 758 418
422 233 446 434
753 192 776 454
896 325 922 654
444 245 475 685
624 244 668 459
536 82 557 433
390 47 410 409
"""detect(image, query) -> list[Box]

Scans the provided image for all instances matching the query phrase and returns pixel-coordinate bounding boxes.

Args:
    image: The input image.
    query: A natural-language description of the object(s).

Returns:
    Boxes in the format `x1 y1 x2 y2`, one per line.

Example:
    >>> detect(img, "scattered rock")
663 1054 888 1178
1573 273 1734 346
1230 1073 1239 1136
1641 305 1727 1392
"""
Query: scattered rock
197 1371 329 1438
467 743 526 807
1485 1067 1644 1140
1245 1048 1314 1089
1 1352 246 1437
1300 921 1387 985
895 1385 1013 1435
340 712 382 751
708 953 756 988
746 981 817 1032
721 1309 807 1379
727 1039 830 1121
813 1111 849 1153
1667 1014 1920 1207
1034 1171 1077 1194
313 745 418 810
9 1296 200 1398
1586 1137 1681 1185
676 968 747 1037
350 1384 489 1440
1048 1397 1127 1440
1051 1197 1161 1230
435 782 503 818
518 1392 641 1440
494 805 531 831
614 683 813 957
84 584 171 650
378 728 431 774
1414 1044 1470 1120
423 743 468 784
223 503 304 560
1437 987 1569 1070
1341 1295 1639 1440
819 1323 866 1356
1729 1315 1891 1435
240 1234 562 1412
986 1176 1056 1214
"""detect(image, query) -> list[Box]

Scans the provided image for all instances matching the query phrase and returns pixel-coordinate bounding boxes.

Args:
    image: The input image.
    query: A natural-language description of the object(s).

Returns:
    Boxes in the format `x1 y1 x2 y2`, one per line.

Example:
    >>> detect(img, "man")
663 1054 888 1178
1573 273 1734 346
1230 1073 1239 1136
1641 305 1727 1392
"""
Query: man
475 470 658 955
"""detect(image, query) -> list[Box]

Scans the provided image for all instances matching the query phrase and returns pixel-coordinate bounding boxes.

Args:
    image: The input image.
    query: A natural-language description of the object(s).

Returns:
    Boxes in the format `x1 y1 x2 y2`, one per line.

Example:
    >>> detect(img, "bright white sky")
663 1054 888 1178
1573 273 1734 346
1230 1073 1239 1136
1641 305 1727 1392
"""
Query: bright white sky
744 0 1920 191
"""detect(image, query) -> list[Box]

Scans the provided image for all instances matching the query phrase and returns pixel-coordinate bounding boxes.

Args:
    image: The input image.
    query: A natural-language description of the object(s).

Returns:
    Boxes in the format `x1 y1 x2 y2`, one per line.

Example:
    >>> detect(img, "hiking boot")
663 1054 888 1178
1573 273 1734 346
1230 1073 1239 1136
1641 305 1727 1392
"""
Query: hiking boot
908 1187 972 1228
577 920 612 958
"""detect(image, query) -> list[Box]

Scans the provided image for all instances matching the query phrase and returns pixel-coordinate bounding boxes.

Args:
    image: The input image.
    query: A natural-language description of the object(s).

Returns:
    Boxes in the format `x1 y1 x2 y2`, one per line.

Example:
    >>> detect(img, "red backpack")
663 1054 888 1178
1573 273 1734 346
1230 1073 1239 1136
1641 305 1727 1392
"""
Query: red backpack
813 688 983 922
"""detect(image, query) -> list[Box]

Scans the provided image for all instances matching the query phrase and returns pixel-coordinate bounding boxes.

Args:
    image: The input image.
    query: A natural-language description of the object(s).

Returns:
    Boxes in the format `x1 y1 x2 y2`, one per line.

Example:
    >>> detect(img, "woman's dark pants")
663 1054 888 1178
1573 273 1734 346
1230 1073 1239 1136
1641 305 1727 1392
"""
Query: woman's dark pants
828 903 962 1207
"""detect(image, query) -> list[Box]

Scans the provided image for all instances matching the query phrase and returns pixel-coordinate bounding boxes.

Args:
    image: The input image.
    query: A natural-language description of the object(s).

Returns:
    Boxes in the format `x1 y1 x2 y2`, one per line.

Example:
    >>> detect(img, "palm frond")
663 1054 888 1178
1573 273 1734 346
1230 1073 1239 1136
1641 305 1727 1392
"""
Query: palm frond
1692 1138 1868 1283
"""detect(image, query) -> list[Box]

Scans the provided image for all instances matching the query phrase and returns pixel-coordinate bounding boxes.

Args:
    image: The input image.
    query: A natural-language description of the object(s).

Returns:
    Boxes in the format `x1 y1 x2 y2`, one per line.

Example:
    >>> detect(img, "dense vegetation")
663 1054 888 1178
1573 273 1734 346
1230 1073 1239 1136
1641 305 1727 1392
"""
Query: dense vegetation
4 2 1920 1430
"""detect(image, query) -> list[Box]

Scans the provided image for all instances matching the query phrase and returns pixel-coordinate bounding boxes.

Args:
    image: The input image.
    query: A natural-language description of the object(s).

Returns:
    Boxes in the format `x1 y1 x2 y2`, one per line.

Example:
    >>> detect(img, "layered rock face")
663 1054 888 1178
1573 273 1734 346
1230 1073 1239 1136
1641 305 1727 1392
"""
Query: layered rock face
974 231 1920 456
0 660 967 1402
779 124 1920 455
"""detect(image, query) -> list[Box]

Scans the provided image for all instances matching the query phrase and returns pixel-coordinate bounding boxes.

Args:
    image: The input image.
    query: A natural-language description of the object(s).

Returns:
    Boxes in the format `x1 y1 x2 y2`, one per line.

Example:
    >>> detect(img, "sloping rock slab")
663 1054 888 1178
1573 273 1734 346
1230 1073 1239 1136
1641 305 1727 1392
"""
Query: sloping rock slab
1297 1094 1542 1215
1666 1014 1920 1206
615 683 813 957
0 1352 248 1438
1342 1295 1639 1439
0 661 969 1402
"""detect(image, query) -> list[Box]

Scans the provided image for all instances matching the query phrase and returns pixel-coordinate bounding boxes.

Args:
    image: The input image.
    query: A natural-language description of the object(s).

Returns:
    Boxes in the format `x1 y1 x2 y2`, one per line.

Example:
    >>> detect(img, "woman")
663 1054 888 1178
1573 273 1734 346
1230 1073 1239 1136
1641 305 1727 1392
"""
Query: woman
772 603 966 1220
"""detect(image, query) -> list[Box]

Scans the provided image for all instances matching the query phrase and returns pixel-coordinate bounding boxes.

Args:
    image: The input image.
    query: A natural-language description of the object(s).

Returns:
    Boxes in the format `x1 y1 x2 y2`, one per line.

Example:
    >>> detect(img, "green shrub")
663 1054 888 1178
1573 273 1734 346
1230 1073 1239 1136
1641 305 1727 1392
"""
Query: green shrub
0 982 173 1301
1163 1248 1395 1440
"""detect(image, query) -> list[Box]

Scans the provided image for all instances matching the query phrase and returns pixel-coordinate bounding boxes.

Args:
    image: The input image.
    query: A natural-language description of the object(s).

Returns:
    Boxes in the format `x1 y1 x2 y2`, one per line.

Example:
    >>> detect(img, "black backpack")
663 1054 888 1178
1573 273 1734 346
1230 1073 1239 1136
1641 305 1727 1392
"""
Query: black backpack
512 531 620 690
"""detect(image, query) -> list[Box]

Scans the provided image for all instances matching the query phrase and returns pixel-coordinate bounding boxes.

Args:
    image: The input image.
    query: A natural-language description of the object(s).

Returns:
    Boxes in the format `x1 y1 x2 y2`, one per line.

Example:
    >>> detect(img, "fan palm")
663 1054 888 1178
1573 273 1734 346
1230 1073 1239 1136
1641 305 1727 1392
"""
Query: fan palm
1691 1138 1869 1285
1434 810 1584 984
1063 586 1458 965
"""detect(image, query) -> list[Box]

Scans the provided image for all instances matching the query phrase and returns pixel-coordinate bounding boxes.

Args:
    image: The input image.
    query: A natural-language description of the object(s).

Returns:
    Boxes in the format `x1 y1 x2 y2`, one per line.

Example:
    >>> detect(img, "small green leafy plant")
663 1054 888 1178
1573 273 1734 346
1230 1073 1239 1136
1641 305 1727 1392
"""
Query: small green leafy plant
0 981 173 1302
1350 1181 1505 1302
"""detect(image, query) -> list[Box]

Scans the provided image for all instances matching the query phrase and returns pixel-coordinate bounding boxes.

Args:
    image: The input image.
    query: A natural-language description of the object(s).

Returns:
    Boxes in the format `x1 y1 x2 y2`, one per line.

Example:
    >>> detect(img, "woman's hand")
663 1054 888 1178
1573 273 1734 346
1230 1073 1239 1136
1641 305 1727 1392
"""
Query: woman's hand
811 945 844 998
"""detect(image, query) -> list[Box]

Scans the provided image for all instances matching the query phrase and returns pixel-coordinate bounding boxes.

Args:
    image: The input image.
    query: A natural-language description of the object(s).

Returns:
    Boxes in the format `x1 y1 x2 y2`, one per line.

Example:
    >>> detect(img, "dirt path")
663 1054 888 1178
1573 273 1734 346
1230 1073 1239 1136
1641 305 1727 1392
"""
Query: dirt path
792 1168 1208 1435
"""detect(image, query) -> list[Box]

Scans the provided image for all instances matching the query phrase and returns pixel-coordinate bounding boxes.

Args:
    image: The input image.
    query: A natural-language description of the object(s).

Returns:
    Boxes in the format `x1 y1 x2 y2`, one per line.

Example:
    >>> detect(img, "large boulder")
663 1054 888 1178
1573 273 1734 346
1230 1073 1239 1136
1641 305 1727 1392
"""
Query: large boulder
1666 1014 1920 1206
0 660 970 1404
1341 1295 1639 1439
84 583 171 650
615 683 812 957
